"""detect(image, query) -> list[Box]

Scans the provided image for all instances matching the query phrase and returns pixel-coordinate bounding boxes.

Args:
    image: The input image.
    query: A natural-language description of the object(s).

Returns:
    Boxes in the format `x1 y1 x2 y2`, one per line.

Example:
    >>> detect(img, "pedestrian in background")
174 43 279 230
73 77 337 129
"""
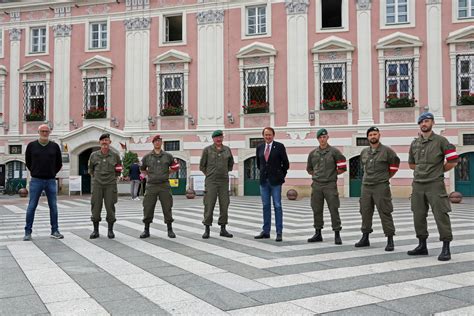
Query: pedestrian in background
129 158 141 200
23 124 63 241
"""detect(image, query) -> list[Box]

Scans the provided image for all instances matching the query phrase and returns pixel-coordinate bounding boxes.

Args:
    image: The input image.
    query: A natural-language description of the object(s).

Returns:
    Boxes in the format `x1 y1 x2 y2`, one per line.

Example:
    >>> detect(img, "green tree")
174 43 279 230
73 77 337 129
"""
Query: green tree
122 151 138 178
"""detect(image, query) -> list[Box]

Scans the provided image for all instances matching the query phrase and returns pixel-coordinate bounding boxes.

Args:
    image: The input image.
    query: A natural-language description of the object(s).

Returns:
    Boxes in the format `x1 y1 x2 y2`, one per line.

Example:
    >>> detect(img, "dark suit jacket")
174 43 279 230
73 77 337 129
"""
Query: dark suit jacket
256 141 290 186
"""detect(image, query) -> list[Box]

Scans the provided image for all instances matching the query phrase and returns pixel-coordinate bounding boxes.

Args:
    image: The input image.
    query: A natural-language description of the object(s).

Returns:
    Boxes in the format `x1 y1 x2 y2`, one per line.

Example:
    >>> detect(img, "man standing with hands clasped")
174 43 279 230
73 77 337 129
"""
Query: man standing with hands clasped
355 127 400 251
255 127 289 242
88 133 123 239
407 112 458 261
306 128 346 245
139 134 180 239
199 130 235 239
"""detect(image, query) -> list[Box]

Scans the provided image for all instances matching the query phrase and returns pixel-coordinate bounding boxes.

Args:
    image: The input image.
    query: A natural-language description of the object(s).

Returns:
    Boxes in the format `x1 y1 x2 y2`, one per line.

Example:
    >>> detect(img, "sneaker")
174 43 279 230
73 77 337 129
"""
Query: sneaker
23 234 32 241
50 231 64 239
135 197 140 201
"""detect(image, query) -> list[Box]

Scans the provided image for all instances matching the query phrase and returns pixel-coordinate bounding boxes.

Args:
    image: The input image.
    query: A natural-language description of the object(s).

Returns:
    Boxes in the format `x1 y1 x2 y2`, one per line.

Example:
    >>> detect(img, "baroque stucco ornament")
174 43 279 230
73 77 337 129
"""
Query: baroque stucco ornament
357 0 372 10
53 24 72 37
196 9 224 25
124 17 152 31
9 28 22 41
285 0 310 15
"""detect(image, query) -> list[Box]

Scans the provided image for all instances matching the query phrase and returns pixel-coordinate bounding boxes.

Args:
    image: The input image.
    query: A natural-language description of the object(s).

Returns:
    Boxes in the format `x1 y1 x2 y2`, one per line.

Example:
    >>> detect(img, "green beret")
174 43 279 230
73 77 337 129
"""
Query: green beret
316 128 328 138
212 130 223 138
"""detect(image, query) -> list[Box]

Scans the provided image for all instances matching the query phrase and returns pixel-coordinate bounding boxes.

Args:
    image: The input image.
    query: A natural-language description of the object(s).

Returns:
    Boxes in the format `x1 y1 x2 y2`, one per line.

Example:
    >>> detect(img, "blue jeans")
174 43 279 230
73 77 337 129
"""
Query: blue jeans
25 178 59 235
260 179 283 234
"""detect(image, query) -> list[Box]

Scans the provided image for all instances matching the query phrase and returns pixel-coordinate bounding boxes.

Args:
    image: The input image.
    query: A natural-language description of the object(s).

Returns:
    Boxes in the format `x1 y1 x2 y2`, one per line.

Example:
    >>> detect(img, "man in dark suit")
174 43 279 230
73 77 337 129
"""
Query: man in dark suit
255 127 290 242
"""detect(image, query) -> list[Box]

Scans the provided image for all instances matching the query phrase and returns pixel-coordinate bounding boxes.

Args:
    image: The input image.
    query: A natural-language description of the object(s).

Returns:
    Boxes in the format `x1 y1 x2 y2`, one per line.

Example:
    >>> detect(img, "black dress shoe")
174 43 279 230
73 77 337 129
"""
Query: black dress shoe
254 232 270 239
275 234 282 242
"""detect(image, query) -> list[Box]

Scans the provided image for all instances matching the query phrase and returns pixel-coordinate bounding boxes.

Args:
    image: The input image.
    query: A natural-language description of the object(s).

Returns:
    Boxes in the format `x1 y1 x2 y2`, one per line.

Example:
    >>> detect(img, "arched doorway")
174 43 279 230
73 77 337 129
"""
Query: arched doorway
5 160 27 193
349 155 364 197
170 158 187 195
78 147 100 194
455 152 474 196
244 157 260 196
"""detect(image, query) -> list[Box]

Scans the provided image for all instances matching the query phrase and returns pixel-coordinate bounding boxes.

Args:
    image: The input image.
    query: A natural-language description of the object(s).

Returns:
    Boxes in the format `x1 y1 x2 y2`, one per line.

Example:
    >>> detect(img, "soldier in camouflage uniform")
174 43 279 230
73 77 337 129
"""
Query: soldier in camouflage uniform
139 134 180 239
199 130 235 239
306 128 347 245
88 133 122 239
355 127 400 251
407 112 458 261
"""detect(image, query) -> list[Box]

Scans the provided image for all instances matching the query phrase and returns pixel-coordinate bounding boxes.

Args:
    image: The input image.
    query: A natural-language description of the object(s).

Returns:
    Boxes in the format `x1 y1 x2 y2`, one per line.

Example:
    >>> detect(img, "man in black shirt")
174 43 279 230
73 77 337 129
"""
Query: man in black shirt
24 124 63 241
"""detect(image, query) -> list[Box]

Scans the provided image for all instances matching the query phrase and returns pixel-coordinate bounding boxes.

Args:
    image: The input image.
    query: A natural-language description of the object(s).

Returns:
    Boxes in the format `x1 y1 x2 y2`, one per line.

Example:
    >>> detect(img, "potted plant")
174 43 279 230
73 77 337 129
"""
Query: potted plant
320 97 348 110
242 100 269 114
161 103 184 116
458 93 474 106
84 107 107 119
25 109 44 121
384 96 416 108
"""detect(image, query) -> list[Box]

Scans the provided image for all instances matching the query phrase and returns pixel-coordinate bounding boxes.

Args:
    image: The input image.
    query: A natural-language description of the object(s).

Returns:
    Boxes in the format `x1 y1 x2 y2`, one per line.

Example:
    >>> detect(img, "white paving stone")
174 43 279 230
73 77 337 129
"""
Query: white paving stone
228 302 314 315
356 282 433 300
35 283 90 303
46 298 110 316
204 272 270 292
291 291 383 313
435 305 474 316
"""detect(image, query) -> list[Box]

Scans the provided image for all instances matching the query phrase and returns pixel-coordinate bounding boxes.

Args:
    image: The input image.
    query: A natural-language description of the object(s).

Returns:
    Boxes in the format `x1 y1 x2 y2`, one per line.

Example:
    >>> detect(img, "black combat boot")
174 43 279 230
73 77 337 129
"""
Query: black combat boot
308 229 323 242
438 241 451 261
140 223 150 238
89 222 99 239
202 225 210 239
167 223 176 238
220 225 233 238
385 236 394 251
355 233 370 247
334 231 342 245
407 238 428 255
107 222 115 239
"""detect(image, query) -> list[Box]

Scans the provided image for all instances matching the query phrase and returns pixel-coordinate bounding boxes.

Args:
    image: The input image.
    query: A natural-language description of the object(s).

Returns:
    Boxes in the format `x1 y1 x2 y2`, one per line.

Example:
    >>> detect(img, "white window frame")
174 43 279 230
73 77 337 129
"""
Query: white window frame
456 54 474 104
458 0 474 19
316 0 349 33
159 73 184 115
385 59 414 99
320 63 347 105
30 27 47 53
25 25 49 56
386 0 408 24
85 19 110 52
241 3 272 40
246 5 267 36
165 15 183 43
159 13 187 47
24 81 47 121
380 0 415 29
452 0 474 23
244 67 269 108
84 77 107 112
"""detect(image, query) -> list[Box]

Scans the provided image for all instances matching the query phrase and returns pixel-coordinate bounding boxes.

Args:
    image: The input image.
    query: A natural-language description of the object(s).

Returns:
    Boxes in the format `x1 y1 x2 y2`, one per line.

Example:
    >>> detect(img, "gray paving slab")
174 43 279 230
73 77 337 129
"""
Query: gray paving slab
71 272 124 289
56 260 104 275
0 248 11 257
376 293 471 315
246 283 331 304
438 286 474 304
218 262 278 279
122 254 171 269
100 297 170 316
314 275 389 293
322 304 404 316
0 280 36 299
161 273 216 289
0 294 49 315
189 253 239 267
265 261 333 275
42 250 87 263
0 256 19 269
185 283 261 311
0 267 28 285
144 265 190 278
86 284 142 302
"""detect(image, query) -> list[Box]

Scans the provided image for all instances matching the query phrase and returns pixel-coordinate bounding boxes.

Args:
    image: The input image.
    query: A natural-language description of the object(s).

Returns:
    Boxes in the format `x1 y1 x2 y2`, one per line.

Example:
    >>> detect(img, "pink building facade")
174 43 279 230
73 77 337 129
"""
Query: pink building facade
0 0 473 197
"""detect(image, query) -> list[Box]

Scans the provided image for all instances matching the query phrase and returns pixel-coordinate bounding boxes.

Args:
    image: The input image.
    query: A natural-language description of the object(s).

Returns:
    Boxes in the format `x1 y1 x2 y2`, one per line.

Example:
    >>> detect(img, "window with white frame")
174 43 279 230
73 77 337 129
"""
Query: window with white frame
89 22 107 49
30 27 47 53
165 15 183 42
23 81 46 121
160 73 184 116
320 63 347 110
385 59 415 108
457 54 474 105
247 6 266 35
322 0 342 28
458 0 474 19
243 68 269 114
386 0 408 24
83 77 107 119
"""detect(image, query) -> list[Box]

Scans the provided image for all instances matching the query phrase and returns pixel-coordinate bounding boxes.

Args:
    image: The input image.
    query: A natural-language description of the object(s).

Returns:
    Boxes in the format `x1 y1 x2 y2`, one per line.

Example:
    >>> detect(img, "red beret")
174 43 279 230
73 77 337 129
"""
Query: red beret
152 134 162 142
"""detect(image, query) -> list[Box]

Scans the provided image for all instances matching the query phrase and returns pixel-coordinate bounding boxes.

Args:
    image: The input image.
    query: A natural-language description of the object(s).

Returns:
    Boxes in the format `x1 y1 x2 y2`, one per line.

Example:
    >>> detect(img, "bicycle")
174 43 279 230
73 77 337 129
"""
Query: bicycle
4 179 24 196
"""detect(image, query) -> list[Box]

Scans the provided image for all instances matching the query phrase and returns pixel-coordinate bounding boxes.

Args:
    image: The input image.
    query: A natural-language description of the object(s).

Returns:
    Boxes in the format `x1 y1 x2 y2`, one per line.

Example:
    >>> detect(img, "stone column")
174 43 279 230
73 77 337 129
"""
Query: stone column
124 17 151 132
8 28 21 136
286 0 309 127
356 0 374 125
53 24 72 133
196 9 225 129
426 0 444 122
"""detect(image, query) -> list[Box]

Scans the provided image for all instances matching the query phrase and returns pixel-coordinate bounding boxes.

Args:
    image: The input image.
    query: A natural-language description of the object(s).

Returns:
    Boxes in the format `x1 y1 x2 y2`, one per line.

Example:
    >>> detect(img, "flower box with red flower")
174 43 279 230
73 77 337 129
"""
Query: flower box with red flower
161 104 184 116
242 100 269 114
384 96 416 108
84 107 107 119
320 97 348 110
25 109 45 122
458 93 474 106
